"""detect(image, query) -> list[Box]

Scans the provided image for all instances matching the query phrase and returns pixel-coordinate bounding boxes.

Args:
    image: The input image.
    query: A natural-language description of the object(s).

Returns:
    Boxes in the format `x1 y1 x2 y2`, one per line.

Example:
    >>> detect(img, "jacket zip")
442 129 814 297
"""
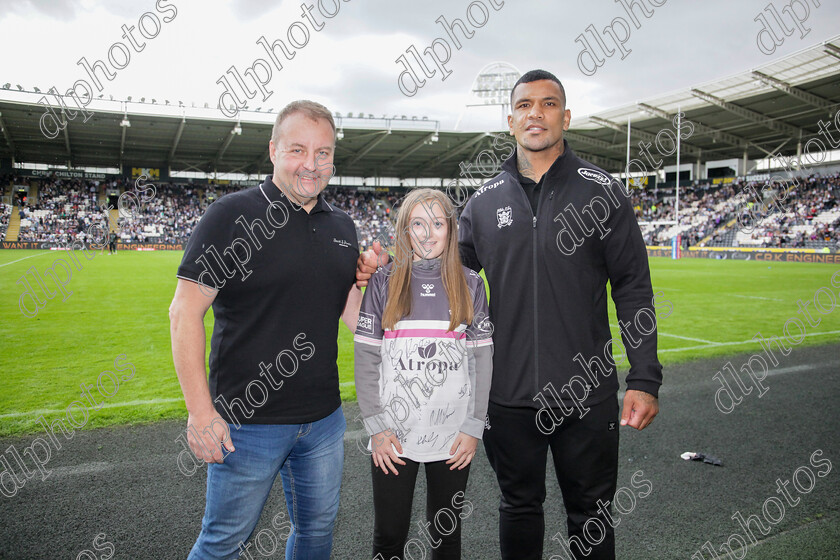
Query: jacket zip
514 178 544 396
530 187 554 395
532 213 539 395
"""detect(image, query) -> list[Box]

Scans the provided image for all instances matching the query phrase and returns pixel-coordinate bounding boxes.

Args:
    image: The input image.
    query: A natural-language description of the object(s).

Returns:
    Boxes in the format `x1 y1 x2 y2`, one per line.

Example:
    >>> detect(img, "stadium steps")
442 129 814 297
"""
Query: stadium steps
109 208 119 233
4 206 21 241
700 185 777 246
698 216 737 246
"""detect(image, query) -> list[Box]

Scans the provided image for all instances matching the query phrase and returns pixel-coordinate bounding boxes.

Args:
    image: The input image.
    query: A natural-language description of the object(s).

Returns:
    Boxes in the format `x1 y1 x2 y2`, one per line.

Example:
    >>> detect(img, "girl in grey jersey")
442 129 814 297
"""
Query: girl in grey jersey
354 189 493 559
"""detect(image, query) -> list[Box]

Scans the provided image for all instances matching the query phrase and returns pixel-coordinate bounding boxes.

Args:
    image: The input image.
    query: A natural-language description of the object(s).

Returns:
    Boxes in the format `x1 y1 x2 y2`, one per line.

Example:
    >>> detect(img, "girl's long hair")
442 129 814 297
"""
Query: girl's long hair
381 188 473 332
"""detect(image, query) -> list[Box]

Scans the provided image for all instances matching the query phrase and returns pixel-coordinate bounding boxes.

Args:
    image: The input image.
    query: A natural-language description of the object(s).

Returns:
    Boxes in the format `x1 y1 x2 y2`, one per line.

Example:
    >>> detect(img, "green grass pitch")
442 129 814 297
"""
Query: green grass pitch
1 249 838 437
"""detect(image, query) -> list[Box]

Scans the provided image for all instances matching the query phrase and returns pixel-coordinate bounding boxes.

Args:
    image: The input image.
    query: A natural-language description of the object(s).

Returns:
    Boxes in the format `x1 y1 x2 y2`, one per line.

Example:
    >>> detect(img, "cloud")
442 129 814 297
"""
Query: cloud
3 0 840 135
228 0 283 21
0 0 77 21
93 0 149 19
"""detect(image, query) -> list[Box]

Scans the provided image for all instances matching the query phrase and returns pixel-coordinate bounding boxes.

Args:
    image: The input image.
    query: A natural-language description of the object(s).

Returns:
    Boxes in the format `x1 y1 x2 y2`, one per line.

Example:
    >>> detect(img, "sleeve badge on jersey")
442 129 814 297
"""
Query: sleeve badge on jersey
357 312 375 335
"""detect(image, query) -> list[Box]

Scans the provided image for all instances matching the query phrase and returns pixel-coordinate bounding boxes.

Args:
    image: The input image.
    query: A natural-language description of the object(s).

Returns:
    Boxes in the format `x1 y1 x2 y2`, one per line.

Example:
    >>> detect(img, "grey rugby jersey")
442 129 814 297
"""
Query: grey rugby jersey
354 257 493 462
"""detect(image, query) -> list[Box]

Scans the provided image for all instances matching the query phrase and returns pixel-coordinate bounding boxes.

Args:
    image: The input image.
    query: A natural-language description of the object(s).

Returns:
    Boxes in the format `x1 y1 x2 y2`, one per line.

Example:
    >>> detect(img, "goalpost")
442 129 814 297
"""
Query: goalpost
626 111 683 257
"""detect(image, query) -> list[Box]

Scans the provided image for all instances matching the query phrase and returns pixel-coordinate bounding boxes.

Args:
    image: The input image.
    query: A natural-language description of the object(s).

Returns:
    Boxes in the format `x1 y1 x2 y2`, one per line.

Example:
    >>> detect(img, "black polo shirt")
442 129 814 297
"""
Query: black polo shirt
518 171 542 215
177 176 358 424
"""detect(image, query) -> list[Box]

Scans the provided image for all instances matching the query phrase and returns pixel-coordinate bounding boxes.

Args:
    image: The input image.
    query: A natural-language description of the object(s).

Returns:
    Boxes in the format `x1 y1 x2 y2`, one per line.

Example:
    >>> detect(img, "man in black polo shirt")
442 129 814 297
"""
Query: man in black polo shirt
170 100 362 560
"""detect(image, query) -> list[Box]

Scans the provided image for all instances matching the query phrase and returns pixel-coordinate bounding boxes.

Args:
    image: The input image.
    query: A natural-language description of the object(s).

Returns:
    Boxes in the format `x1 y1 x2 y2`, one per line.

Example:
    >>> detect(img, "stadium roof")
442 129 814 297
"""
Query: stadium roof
0 36 838 180
569 37 840 173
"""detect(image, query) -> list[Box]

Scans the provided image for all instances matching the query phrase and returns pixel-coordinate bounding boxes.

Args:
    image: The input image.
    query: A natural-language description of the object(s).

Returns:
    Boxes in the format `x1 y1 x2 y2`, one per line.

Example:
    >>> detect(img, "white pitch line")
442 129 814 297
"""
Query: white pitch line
50 462 115 478
608 324 717 344
660 330 840 353
658 332 717 344
5 331 837 418
344 429 367 442
0 252 53 268
762 364 815 378
656 364 824 394
730 294 784 302
0 397 184 419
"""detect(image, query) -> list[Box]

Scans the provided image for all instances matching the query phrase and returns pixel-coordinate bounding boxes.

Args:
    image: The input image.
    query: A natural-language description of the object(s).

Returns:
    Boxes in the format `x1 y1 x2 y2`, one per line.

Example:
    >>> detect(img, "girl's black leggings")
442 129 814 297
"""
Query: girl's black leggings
371 457 471 560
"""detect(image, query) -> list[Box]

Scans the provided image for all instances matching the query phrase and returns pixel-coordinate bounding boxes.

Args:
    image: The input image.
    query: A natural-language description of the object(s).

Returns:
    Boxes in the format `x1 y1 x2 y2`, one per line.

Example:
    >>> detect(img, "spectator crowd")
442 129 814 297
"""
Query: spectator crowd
633 173 839 250
2 171 837 251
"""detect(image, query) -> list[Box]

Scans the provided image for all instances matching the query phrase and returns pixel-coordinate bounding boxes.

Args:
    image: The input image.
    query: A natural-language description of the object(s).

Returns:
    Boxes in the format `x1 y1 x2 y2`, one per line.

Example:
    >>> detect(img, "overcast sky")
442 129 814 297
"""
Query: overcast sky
1 0 838 132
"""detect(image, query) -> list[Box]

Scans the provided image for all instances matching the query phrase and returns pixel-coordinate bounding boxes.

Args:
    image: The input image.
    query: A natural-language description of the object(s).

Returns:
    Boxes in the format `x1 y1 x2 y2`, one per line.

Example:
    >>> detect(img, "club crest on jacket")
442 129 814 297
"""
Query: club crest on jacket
496 206 513 228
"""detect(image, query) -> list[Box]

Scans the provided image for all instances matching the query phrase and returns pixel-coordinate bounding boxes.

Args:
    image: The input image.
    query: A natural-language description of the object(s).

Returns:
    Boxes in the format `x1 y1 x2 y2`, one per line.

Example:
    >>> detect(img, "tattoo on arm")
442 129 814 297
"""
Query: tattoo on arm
631 390 657 404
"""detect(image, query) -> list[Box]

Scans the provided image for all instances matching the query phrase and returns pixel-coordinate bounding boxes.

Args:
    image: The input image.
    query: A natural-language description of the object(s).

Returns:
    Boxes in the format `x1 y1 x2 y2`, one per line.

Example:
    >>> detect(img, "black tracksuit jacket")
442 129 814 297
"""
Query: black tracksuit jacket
458 140 663 410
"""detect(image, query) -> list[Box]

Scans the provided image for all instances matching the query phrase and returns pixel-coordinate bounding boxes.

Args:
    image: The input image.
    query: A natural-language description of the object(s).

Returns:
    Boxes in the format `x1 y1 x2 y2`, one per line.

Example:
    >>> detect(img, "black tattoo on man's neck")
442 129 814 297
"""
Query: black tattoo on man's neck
517 147 537 181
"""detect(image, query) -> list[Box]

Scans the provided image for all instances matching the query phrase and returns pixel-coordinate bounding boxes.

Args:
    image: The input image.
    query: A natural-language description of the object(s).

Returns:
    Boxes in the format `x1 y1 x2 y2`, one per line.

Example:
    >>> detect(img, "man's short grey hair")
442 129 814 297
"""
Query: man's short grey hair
271 100 336 145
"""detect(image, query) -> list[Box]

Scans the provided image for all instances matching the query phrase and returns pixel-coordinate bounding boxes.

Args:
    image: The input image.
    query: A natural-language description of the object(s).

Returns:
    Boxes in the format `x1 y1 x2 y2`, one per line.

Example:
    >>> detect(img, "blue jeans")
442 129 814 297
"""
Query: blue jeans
188 406 345 560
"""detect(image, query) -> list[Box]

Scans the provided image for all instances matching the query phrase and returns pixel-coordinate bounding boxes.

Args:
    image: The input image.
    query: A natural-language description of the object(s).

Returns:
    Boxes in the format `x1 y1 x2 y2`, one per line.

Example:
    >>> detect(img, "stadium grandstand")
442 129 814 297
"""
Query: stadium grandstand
1 37 838 254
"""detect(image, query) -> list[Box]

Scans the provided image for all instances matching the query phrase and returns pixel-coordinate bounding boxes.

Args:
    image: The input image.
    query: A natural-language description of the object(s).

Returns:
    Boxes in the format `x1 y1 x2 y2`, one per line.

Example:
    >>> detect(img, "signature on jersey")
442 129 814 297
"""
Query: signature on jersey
429 404 456 426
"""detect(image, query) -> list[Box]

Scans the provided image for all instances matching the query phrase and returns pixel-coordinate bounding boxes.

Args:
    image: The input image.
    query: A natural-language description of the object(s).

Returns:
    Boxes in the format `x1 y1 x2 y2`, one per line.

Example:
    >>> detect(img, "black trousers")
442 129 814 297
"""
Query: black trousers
371 457 471 560
483 397 620 560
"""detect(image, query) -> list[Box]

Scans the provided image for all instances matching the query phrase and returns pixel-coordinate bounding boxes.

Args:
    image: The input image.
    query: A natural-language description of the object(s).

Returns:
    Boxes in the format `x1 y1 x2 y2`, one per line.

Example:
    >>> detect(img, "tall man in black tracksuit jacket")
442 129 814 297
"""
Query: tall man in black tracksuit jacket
459 70 661 560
